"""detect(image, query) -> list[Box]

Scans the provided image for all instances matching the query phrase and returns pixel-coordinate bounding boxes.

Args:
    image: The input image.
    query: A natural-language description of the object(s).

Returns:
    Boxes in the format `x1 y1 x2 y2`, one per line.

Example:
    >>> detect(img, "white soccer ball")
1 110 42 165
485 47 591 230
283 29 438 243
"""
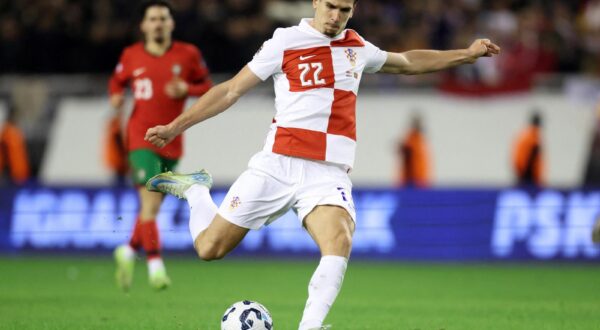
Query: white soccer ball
221 300 274 330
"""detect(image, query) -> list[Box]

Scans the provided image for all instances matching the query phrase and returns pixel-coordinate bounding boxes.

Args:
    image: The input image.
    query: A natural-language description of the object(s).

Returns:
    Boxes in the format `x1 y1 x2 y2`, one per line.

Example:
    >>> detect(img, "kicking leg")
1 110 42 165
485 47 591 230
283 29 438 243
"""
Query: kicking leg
299 205 355 330
147 170 249 261
184 184 249 260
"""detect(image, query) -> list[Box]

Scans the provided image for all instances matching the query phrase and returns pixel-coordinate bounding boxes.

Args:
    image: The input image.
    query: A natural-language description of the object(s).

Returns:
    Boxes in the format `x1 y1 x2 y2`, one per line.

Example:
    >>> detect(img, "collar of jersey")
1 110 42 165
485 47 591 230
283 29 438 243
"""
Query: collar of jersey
299 18 347 41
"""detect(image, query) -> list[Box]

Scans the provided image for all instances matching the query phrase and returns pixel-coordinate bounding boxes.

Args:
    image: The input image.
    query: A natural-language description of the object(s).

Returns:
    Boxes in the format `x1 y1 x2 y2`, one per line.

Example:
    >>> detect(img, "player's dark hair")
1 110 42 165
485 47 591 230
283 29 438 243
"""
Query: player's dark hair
138 0 173 21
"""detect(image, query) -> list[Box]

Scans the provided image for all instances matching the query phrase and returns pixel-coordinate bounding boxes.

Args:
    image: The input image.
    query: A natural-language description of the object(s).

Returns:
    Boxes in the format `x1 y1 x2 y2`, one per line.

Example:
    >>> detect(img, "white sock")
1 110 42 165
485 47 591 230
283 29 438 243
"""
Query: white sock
147 258 165 276
184 184 218 242
298 256 348 330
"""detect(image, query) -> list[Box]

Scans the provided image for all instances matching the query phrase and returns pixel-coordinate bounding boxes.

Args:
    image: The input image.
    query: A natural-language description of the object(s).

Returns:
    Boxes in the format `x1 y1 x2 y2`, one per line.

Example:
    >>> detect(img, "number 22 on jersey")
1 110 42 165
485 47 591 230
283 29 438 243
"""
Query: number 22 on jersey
284 47 335 92
298 62 326 87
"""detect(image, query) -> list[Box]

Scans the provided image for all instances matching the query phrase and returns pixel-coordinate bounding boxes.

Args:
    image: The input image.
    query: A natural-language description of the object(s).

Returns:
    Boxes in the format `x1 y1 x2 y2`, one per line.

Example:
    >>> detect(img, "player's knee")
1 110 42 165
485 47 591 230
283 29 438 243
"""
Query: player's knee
323 229 352 256
334 230 353 253
195 240 227 261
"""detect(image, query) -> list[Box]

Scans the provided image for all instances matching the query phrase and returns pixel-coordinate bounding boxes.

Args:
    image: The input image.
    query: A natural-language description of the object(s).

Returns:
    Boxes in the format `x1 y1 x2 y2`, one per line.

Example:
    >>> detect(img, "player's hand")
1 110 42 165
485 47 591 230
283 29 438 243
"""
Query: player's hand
165 78 188 99
145 125 176 148
110 93 125 110
467 39 501 62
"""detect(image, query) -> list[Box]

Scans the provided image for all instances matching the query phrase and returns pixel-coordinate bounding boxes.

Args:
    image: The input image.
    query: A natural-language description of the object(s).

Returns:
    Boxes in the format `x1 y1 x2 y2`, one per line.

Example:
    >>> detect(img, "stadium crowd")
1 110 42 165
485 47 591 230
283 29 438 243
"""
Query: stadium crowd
2 0 600 185
1 0 599 76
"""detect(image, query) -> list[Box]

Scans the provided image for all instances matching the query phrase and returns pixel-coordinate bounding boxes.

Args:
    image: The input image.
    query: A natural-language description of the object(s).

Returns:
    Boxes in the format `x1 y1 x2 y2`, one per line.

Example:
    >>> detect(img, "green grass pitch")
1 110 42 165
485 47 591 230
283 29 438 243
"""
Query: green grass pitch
1 256 599 329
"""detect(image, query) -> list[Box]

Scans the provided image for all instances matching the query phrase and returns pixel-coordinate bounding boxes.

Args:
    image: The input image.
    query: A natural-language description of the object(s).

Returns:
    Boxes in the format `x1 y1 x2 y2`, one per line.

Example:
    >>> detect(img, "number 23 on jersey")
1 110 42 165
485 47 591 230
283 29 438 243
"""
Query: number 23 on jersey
134 78 153 100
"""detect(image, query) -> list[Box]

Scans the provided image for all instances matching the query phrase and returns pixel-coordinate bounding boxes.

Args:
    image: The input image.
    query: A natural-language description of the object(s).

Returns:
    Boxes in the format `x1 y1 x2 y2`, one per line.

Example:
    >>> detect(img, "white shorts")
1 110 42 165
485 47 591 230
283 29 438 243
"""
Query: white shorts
218 151 356 229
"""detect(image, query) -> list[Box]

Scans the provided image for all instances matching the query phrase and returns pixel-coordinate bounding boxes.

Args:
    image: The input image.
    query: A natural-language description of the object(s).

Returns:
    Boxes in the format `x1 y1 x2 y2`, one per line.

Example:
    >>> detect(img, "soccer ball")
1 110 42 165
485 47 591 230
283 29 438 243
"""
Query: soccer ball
221 300 274 330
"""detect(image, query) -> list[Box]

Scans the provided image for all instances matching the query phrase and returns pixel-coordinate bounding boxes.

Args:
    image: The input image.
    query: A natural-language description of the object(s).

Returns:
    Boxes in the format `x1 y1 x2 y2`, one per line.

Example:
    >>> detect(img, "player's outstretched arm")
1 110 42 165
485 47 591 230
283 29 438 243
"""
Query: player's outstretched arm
145 66 261 148
379 39 501 75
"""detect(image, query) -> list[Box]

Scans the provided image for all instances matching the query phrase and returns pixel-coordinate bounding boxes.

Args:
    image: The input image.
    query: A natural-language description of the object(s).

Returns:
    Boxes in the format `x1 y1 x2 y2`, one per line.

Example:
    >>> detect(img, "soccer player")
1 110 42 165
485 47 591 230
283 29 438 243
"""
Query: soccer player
108 0 212 291
145 0 499 327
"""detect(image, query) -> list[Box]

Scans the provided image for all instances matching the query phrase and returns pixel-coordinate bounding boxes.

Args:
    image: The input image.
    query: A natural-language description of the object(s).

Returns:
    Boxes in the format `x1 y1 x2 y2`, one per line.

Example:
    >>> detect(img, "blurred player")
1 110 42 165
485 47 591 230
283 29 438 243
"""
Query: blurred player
144 0 499 327
108 0 212 291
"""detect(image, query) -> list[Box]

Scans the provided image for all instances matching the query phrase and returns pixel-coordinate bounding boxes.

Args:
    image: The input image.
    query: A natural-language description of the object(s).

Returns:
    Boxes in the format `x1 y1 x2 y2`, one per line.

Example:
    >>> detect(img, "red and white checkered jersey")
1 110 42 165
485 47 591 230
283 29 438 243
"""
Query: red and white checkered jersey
247 19 387 169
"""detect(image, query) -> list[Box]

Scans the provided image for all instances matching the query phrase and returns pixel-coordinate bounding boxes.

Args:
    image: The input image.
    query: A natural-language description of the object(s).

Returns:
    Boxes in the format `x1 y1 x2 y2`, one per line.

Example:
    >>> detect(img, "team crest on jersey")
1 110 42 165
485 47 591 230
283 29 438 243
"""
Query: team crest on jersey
171 64 182 76
345 48 357 67
229 196 242 210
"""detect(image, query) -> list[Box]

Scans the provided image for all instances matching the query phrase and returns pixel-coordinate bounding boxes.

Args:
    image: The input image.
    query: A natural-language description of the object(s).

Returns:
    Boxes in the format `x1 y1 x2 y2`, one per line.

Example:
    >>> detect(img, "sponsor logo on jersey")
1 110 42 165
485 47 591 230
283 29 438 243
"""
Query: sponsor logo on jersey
133 67 146 77
299 54 316 61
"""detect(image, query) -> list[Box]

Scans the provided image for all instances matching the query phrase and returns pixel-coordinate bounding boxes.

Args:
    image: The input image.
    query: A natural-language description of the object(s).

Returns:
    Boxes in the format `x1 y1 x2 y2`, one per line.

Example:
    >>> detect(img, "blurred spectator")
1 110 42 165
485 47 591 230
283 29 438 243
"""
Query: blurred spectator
396 114 431 188
440 1 560 95
512 111 545 187
103 117 128 185
579 0 600 75
583 103 600 186
0 107 30 185
0 0 597 76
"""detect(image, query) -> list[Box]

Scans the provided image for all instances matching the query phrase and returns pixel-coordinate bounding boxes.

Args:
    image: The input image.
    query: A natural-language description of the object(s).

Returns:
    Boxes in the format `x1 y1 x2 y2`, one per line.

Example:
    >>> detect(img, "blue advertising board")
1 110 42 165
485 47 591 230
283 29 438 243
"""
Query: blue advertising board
1 186 599 260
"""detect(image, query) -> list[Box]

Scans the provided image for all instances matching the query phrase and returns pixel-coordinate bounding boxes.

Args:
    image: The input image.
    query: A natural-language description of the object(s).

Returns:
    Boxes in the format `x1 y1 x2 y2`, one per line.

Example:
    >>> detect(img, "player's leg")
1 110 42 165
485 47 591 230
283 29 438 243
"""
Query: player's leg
194 215 249 260
147 170 251 261
304 205 354 257
148 152 295 260
294 159 356 330
136 187 171 289
182 183 249 260
298 205 355 330
114 149 175 291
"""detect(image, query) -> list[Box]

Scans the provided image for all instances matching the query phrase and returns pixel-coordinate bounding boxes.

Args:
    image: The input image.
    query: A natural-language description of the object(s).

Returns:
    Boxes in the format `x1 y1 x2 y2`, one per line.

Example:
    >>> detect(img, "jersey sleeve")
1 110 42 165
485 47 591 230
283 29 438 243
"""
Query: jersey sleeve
108 49 130 95
247 28 285 81
363 40 388 73
186 46 213 96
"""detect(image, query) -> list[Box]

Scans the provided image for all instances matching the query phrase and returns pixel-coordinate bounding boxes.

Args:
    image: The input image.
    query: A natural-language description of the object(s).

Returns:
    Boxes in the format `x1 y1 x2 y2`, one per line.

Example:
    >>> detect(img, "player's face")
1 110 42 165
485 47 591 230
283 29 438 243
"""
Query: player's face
140 6 174 44
312 0 355 37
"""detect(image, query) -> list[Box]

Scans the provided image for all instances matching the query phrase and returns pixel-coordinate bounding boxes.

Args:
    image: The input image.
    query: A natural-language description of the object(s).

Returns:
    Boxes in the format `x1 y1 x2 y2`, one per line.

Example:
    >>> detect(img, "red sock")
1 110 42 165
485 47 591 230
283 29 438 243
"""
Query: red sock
140 220 161 260
128 218 143 250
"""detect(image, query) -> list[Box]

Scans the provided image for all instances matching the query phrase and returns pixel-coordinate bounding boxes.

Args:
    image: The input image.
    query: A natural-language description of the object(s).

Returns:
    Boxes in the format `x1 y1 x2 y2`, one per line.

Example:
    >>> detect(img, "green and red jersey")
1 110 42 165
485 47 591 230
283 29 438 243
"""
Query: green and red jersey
109 41 212 159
